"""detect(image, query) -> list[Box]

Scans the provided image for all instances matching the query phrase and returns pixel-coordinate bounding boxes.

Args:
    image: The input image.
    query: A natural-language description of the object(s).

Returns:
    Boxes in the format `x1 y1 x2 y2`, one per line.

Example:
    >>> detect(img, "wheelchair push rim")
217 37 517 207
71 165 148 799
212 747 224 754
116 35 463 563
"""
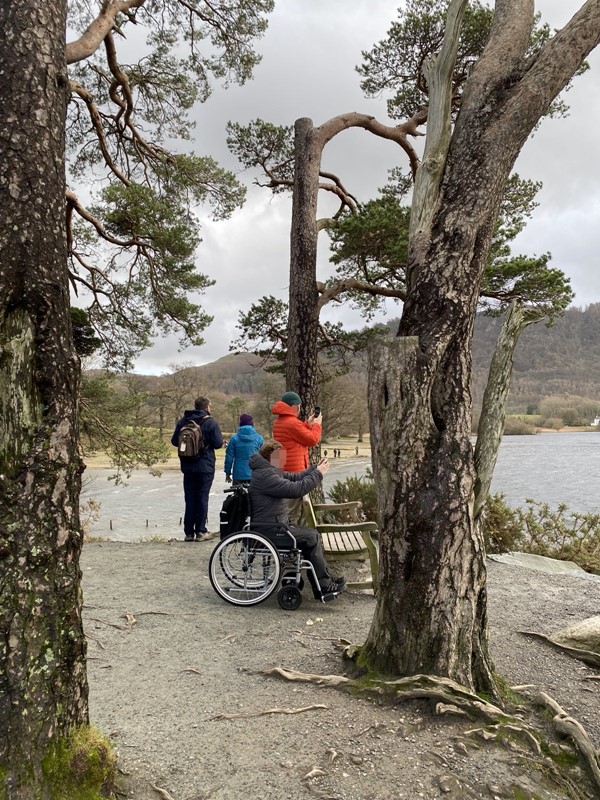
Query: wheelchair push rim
209 532 281 606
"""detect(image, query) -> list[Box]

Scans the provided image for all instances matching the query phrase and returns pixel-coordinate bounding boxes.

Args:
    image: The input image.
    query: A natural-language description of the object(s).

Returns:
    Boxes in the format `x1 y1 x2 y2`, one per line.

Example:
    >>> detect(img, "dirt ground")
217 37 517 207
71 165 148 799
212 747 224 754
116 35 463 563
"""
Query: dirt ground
81 541 600 800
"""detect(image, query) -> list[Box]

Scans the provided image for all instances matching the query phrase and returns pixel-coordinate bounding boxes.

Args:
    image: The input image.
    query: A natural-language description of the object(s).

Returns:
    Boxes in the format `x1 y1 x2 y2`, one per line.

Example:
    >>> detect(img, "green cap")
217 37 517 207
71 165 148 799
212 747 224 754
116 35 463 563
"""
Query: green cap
281 391 301 406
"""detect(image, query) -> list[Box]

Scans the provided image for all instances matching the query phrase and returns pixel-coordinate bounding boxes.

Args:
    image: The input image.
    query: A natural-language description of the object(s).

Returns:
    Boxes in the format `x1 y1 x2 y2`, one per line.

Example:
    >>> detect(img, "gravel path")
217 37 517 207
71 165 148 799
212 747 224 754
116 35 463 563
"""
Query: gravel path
82 542 600 800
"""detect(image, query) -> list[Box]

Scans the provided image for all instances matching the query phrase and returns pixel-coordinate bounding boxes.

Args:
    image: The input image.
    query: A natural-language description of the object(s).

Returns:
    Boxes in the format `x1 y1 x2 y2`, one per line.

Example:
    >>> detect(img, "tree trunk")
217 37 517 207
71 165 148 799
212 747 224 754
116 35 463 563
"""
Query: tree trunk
363 337 496 695
286 118 321 413
473 303 537 519
361 0 600 696
0 2 89 795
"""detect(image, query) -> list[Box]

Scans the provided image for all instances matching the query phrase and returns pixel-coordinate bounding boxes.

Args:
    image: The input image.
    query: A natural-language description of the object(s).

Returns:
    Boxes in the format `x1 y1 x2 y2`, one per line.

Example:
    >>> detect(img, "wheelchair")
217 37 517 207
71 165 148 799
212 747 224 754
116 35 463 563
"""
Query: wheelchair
209 486 343 610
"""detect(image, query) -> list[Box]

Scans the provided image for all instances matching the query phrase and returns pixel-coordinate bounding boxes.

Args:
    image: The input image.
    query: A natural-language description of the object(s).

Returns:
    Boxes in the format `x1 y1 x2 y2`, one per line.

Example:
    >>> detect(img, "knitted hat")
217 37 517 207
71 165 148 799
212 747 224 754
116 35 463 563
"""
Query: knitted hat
281 391 301 406
239 413 254 426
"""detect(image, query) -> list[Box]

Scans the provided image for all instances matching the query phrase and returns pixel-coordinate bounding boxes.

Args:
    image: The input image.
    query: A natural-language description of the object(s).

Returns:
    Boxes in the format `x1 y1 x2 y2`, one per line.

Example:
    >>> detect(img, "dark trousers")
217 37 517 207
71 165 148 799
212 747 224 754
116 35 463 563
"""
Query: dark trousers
183 472 214 535
288 525 330 584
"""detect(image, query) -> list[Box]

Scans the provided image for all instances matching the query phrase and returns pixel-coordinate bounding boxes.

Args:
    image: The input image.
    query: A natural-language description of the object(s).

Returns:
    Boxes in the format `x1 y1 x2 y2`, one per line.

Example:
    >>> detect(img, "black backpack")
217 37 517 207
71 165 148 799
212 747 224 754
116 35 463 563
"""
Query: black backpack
177 417 207 459
220 486 251 538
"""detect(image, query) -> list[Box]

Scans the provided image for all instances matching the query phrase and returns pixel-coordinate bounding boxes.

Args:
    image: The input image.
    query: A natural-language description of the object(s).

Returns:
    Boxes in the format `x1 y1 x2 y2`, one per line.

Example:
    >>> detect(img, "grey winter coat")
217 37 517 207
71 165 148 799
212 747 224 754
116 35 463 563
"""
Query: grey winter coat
248 452 322 526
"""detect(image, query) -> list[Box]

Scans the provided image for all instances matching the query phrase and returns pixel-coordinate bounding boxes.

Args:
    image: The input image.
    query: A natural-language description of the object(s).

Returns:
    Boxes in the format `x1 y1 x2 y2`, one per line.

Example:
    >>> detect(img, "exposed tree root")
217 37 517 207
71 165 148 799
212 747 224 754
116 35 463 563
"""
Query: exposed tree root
211 703 328 721
302 781 340 800
464 722 542 755
515 688 600 788
151 785 176 800
302 767 326 780
258 666 512 723
257 666 600 797
519 629 600 668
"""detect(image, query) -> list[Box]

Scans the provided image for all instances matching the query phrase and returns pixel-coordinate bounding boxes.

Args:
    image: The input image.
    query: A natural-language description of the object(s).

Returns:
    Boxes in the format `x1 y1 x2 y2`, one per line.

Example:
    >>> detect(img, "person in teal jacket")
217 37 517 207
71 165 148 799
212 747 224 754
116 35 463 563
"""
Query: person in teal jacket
224 414 264 484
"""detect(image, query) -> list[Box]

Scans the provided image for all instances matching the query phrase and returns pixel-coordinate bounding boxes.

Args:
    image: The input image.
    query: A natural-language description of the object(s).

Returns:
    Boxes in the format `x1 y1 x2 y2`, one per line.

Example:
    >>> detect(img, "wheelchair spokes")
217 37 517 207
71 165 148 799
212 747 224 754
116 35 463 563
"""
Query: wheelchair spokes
209 533 281 606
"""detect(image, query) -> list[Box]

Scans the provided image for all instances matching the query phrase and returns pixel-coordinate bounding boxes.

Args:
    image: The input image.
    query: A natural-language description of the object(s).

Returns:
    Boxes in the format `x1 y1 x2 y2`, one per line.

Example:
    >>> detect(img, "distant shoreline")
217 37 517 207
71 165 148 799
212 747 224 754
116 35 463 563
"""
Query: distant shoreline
82 428 598 470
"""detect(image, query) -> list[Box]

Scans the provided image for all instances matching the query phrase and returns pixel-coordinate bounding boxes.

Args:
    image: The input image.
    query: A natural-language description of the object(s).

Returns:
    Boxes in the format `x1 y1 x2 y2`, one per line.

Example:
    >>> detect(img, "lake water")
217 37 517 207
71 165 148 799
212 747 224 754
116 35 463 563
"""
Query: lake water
489 432 600 513
82 432 600 541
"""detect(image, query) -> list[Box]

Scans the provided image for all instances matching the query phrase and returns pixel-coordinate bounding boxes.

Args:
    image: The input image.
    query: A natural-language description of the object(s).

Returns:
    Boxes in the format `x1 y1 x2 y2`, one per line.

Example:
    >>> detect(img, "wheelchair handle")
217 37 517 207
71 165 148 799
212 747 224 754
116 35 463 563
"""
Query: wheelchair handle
223 484 249 495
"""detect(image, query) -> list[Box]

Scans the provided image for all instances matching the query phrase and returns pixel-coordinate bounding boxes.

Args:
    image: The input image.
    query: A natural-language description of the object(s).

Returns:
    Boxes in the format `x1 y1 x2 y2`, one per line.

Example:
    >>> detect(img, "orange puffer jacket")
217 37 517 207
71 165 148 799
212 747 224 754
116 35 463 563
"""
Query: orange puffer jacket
271 401 322 472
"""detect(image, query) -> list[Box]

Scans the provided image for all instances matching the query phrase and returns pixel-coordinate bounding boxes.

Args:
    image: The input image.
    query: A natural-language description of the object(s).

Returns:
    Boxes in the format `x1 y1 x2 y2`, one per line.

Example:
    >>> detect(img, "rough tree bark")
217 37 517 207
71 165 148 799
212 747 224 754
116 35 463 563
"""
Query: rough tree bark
0 1 88 795
473 302 539 520
286 111 425 409
361 0 600 695
286 118 321 410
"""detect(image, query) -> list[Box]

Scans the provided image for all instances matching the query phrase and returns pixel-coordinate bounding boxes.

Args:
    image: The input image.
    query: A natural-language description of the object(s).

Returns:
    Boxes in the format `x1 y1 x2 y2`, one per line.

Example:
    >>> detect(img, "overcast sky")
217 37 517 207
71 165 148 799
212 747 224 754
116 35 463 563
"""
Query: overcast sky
132 0 600 375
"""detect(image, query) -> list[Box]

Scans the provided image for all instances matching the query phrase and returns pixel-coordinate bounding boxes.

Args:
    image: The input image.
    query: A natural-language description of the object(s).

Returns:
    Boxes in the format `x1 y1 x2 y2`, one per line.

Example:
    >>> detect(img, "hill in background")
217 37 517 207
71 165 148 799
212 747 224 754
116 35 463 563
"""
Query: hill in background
86 303 600 438
472 303 600 411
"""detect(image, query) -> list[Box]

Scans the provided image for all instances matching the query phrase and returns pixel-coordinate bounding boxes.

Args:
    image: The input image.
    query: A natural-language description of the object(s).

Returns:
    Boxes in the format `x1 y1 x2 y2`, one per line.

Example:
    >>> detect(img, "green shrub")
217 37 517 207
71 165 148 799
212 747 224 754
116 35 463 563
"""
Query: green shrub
482 493 600 574
333 472 600 574
481 493 524 553
327 469 377 522
517 500 600 574
538 395 600 427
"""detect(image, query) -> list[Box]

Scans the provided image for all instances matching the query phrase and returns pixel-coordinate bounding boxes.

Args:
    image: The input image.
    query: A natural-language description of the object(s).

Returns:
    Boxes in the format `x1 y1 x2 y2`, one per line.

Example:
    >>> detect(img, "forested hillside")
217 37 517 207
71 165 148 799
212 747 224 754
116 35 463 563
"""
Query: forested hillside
472 303 600 410
84 303 600 454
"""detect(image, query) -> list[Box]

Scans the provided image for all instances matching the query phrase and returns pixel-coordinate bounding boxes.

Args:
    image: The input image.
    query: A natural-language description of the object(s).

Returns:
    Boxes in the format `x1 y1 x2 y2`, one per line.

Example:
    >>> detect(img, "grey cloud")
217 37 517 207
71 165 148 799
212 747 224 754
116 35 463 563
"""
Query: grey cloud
134 0 600 373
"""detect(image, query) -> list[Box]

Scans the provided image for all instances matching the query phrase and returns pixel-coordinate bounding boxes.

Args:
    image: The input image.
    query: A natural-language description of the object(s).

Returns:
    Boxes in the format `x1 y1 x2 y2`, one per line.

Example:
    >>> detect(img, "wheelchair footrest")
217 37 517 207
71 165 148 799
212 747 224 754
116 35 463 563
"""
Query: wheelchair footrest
319 591 340 603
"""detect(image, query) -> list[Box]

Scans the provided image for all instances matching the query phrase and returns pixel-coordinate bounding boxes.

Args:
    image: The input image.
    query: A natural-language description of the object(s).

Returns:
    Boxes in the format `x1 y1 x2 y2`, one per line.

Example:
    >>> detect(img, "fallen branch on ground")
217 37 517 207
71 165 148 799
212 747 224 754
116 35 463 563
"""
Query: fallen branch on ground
87 617 129 631
84 632 106 649
211 704 328 720
133 610 172 616
151 785 176 800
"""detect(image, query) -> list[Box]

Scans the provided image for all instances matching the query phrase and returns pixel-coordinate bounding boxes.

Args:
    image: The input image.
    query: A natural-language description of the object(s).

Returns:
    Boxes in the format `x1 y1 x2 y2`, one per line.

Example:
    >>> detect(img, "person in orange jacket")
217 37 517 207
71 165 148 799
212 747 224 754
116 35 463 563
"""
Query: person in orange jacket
271 391 322 522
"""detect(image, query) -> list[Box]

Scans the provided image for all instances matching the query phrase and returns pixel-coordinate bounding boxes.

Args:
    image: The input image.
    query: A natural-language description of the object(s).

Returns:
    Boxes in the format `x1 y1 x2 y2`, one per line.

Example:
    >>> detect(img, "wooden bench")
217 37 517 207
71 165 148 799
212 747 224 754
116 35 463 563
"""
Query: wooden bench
303 498 379 594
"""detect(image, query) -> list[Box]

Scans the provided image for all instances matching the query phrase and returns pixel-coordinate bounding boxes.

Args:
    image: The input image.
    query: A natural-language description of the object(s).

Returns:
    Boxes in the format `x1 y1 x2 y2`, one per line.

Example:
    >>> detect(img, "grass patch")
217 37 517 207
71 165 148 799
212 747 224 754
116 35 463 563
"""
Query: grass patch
42 726 116 800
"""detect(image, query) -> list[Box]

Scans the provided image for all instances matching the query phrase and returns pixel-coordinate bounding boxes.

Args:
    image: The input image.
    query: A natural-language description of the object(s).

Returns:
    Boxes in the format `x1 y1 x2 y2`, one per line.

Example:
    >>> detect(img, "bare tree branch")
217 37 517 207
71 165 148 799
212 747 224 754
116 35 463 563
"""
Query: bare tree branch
316 110 428 178
318 170 360 214
409 0 469 243
66 0 147 65
66 189 137 247
317 278 406 311
69 80 132 185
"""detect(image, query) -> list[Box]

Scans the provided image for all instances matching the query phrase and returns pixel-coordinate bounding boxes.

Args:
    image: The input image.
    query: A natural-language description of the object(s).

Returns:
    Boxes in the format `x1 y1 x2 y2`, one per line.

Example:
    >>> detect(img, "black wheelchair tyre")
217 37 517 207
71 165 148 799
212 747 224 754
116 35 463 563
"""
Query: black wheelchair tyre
277 585 302 611
209 532 281 606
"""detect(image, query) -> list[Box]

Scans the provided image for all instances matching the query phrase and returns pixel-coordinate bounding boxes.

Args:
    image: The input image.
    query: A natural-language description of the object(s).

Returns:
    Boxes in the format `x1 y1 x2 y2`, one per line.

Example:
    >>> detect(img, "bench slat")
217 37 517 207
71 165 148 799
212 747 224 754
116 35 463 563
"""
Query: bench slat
321 531 367 554
303 496 379 594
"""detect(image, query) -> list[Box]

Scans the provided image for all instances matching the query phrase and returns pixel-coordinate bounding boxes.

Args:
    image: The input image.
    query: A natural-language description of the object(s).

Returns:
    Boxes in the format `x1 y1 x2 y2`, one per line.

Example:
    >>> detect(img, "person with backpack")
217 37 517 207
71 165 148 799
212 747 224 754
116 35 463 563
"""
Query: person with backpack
224 413 264 485
171 396 223 542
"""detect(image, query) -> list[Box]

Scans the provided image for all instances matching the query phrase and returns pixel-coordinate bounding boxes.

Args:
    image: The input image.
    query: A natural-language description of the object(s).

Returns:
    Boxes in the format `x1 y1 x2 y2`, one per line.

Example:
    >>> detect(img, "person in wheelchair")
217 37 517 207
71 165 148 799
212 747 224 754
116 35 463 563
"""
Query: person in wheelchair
248 440 346 597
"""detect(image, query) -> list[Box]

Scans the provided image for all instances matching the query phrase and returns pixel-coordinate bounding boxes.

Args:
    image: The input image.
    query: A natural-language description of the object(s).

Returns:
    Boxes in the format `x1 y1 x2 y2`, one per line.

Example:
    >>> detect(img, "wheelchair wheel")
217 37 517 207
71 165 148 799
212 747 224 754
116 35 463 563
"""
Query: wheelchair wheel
281 573 304 592
277 586 302 610
209 532 281 606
